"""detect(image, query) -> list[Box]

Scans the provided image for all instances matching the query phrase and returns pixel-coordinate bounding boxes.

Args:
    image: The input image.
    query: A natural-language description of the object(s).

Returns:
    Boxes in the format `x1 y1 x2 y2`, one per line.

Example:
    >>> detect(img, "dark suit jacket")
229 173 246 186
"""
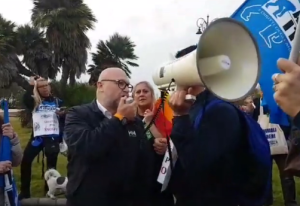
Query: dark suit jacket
64 101 154 206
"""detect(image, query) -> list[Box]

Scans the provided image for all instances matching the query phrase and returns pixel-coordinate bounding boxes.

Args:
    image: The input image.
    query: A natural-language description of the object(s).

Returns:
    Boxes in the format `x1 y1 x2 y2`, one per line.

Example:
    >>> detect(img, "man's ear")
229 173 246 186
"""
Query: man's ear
97 81 104 91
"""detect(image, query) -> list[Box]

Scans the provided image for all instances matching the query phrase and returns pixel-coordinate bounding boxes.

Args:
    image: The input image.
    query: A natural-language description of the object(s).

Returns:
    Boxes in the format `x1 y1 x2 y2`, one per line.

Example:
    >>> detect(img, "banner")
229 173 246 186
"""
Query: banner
157 139 177 191
231 0 300 125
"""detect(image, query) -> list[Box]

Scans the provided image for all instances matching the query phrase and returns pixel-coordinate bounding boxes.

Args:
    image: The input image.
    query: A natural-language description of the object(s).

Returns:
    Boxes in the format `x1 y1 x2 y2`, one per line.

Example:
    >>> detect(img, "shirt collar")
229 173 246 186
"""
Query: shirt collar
96 100 112 119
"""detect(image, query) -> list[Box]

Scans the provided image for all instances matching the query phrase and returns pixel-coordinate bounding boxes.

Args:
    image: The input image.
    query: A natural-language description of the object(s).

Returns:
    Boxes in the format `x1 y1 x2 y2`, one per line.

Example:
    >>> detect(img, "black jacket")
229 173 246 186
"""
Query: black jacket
294 112 300 129
169 91 246 206
64 101 154 206
137 115 175 206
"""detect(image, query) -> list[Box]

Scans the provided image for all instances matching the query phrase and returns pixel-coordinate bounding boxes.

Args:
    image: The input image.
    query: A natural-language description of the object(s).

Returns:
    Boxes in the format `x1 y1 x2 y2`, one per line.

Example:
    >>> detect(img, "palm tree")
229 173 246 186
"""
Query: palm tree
31 0 97 86
17 24 59 79
0 14 35 90
87 33 139 85
0 15 15 87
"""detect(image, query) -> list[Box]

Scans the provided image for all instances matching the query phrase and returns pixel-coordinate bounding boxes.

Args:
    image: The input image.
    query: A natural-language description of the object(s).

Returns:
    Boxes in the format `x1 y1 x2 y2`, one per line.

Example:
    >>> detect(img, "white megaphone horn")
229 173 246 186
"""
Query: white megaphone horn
152 18 261 102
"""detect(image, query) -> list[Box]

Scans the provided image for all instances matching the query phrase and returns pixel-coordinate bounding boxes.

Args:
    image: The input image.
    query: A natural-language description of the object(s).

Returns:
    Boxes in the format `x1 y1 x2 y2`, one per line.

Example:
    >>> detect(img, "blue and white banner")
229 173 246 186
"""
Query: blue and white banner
231 0 300 125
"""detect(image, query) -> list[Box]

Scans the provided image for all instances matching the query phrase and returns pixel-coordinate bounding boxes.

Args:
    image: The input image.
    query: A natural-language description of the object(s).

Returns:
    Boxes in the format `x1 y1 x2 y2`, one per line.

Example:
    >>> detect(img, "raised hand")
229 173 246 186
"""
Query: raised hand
116 96 137 120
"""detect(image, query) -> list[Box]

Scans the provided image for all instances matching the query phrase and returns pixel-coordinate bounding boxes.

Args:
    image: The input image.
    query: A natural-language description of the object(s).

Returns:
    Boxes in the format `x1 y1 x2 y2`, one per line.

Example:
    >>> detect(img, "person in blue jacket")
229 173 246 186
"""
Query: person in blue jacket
165 46 258 206
18 76 66 200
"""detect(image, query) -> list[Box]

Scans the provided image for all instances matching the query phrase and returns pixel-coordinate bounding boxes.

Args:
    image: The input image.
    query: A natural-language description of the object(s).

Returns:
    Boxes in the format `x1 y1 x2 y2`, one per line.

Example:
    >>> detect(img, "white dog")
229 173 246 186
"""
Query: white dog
44 168 68 199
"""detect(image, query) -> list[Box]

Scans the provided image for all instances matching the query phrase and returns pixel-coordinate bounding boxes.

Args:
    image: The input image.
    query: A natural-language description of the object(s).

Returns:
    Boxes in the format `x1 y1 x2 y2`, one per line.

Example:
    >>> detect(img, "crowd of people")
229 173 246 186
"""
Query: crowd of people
0 54 300 206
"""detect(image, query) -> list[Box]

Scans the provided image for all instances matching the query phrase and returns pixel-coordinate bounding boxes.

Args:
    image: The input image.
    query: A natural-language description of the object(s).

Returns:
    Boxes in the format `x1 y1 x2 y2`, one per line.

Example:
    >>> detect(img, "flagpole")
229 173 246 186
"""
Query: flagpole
289 16 300 63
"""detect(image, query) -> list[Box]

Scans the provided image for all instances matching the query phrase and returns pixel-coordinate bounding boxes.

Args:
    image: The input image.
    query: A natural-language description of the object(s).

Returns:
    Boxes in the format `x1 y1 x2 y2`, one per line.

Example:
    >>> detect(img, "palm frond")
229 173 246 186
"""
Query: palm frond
90 32 139 80
105 33 138 60
16 24 59 79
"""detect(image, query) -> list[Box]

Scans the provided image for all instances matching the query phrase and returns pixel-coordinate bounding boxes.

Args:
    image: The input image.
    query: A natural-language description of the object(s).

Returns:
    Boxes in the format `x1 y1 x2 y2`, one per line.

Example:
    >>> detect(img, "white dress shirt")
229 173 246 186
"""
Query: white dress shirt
97 100 112 119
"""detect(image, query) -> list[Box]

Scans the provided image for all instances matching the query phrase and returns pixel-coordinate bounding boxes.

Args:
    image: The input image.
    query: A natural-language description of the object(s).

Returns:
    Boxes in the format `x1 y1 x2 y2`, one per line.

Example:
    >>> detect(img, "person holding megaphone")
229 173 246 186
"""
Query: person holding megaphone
168 85 246 206
163 42 271 205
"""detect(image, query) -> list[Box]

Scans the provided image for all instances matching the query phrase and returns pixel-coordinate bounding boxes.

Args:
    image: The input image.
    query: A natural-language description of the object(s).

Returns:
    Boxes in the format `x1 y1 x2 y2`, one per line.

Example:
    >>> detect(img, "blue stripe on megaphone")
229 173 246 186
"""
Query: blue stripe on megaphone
231 0 300 125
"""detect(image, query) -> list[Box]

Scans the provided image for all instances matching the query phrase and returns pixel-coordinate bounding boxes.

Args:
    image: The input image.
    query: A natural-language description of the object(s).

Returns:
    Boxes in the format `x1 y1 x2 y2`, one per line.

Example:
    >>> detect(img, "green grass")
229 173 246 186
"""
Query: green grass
11 117 67 198
10 118 300 204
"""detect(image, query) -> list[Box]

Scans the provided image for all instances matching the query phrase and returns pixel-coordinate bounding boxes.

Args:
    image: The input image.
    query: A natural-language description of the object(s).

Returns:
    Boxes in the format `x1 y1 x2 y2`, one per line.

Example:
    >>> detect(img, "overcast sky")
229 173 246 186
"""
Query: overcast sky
0 0 244 86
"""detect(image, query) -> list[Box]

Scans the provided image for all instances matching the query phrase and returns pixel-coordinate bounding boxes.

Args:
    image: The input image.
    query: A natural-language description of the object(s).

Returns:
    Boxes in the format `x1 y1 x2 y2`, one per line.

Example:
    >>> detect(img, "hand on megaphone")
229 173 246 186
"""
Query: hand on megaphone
169 87 194 116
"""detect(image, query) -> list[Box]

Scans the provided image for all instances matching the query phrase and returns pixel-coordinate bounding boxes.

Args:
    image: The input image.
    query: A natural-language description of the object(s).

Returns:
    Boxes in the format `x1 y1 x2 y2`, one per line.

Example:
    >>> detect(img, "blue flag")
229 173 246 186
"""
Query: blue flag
0 99 19 206
231 0 300 125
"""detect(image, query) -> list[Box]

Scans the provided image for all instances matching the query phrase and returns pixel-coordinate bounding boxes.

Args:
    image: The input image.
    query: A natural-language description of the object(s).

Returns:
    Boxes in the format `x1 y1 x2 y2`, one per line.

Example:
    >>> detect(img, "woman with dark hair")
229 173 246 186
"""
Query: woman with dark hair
0 115 23 204
18 76 66 200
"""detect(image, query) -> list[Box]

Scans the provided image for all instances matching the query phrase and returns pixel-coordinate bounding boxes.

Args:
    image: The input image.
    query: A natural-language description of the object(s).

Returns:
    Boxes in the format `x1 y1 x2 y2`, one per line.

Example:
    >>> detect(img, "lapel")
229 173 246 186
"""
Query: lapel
90 100 106 123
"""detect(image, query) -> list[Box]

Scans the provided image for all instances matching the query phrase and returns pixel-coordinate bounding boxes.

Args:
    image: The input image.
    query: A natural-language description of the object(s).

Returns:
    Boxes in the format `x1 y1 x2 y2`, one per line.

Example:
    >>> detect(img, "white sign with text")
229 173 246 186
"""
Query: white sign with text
258 106 288 155
32 111 59 137
157 139 178 191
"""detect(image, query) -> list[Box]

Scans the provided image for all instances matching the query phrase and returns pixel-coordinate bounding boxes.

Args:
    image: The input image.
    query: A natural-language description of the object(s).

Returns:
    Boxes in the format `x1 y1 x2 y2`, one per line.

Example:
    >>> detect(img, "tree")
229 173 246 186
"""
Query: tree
31 0 97 87
87 63 120 86
17 24 59 79
87 33 139 85
0 14 35 90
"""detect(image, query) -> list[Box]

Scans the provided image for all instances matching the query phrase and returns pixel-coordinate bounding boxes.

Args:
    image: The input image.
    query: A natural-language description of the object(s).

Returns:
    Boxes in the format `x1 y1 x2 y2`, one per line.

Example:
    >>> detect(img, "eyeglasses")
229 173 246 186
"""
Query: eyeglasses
100 79 133 92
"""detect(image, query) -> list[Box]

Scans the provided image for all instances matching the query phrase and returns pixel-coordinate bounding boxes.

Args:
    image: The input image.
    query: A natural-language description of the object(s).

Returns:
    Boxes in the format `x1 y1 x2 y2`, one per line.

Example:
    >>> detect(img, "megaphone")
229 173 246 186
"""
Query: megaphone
152 18 261 102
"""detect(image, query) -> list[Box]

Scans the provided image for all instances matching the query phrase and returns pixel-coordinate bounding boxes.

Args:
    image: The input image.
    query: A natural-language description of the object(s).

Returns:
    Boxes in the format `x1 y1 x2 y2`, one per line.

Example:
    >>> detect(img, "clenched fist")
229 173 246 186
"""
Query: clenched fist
168 88 194 116
0 161 11 174
153 138 167 155
2 123 15 139
116 96 137 120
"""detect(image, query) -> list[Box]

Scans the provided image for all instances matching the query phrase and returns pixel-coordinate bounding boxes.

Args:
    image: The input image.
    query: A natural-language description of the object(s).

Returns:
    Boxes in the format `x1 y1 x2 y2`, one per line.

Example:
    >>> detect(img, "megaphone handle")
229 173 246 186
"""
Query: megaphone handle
289 19 300 63
185 94 196 101
126 97 133 104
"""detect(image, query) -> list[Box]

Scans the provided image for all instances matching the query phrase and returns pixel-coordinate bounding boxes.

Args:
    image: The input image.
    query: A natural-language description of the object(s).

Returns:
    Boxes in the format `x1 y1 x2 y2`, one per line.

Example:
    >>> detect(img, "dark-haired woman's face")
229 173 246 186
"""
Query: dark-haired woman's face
134 83 153 108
